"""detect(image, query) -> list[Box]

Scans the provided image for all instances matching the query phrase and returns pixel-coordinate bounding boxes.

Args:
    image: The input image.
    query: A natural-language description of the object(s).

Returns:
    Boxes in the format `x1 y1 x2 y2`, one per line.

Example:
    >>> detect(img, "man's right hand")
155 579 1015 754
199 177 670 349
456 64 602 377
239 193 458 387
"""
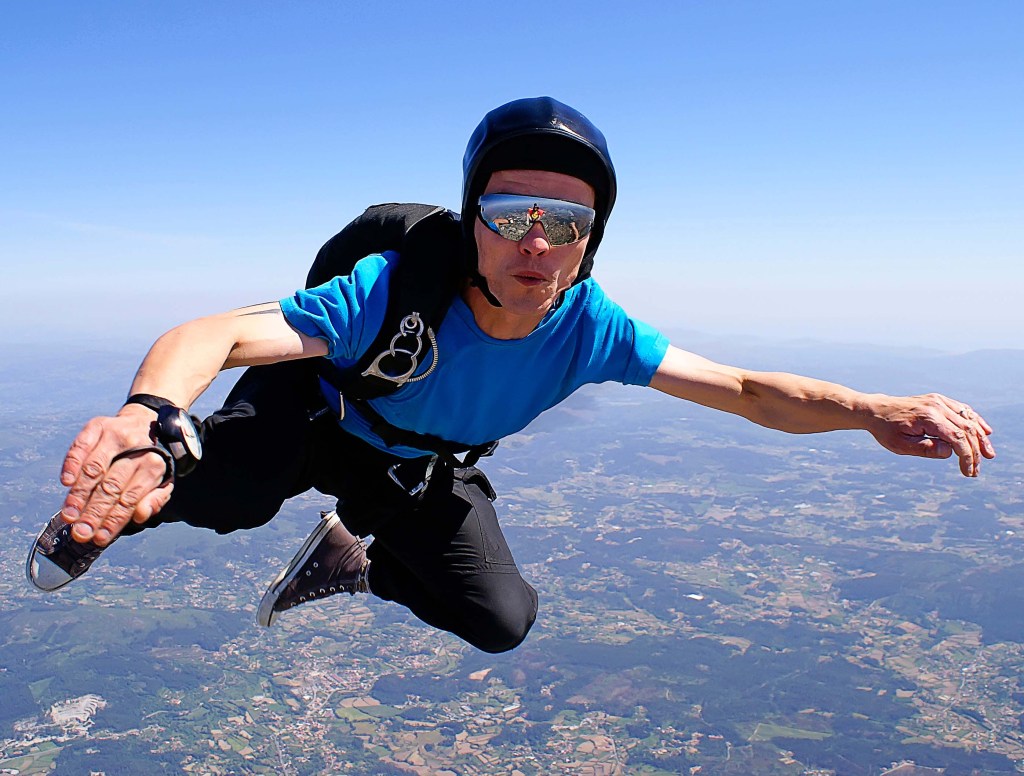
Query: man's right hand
59 404 175 547
54 301 328 547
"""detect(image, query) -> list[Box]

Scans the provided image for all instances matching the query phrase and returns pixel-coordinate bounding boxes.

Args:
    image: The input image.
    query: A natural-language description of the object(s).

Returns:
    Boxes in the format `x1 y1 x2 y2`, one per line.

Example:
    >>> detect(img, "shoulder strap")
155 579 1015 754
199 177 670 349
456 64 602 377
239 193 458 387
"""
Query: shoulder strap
353 207 463 397
310 203 496 461
306 203 449 290
315 205 462 400
307 203 461 397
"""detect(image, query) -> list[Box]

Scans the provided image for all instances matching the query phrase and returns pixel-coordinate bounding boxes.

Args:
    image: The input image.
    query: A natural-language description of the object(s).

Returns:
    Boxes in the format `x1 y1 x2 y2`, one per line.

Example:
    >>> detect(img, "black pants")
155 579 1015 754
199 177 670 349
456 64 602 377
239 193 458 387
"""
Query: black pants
138 361 538 654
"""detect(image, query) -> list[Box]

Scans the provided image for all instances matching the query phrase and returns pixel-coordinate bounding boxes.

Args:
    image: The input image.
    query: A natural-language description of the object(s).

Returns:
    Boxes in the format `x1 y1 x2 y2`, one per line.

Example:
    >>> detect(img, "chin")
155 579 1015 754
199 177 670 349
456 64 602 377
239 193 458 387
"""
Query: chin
500 289 558 316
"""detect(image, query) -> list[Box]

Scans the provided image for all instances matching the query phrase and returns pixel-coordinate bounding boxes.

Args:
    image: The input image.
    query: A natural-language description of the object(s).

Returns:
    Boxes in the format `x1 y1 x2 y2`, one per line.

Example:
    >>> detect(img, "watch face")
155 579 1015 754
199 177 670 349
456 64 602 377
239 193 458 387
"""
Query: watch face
178 412 203 459
157 406 203 463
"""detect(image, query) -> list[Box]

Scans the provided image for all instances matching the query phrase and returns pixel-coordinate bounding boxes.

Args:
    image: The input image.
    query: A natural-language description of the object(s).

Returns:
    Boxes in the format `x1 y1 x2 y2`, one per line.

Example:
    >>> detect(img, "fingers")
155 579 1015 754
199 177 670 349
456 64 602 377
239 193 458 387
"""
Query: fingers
957 402 996 458
61 416 133 520
875 393 996 478
59 411 161 537
133 483 174 524
66 450 169 546
958 402 993 434
61 418 104 487
925 394 994 477
61 445 115 524
954 427 977 478
901 436 953 461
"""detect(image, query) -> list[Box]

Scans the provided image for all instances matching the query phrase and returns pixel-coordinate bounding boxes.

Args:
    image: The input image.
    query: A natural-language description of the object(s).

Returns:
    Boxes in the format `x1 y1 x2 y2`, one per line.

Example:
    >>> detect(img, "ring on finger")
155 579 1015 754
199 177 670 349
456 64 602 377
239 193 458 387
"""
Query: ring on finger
958 407 972 420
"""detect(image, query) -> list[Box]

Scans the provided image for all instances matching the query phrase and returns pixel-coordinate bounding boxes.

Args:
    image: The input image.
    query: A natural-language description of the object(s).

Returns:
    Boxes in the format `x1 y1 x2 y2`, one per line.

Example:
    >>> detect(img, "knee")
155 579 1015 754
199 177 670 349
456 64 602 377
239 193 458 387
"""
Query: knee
470 613 534 654
467 584 538 654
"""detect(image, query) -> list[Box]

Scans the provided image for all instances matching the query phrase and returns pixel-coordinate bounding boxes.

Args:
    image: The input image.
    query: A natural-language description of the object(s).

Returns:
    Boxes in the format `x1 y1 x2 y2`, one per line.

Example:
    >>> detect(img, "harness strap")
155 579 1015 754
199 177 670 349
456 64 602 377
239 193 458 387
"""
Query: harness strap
317 363 497 468
353 393 497 468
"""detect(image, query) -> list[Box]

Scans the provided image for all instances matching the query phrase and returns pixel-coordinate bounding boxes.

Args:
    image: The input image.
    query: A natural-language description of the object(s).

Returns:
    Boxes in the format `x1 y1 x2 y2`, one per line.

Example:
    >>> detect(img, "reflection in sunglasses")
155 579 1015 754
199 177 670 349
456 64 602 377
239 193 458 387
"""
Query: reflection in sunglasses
479 194 594 246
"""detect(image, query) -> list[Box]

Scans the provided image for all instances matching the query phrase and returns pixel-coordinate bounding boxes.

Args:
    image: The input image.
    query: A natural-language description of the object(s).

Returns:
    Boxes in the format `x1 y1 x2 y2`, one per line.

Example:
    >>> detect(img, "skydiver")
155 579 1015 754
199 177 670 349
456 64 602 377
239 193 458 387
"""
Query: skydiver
27 97 995 653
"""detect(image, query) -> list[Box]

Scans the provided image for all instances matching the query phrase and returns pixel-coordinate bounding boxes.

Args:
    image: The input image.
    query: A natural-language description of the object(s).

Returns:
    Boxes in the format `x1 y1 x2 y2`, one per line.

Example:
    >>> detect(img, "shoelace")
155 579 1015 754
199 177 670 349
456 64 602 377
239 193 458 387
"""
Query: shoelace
286 541 369 609
44 523 104 570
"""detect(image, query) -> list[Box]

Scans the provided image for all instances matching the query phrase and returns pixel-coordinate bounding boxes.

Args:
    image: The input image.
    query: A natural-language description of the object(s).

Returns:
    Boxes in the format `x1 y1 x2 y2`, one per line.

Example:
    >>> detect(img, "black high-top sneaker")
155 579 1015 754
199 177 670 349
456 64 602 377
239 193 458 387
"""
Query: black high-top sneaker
257 511 369 627
26 512 110 592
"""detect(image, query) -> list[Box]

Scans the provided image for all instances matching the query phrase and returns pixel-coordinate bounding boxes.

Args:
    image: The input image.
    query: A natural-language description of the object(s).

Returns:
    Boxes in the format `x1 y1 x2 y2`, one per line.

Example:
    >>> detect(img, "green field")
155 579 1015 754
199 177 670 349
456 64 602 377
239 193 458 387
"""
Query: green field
749 722 831 742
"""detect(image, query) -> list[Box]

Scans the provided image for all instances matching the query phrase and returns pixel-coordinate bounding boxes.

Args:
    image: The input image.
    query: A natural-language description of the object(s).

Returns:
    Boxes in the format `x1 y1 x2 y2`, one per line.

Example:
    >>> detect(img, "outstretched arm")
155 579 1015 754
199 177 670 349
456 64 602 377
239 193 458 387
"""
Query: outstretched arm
60 303 328 545
649 345 995 477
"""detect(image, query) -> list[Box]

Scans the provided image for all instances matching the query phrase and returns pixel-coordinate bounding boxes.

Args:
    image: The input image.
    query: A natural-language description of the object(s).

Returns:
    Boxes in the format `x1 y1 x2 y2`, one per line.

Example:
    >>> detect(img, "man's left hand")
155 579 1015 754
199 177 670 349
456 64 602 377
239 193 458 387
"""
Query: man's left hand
866 393 995 477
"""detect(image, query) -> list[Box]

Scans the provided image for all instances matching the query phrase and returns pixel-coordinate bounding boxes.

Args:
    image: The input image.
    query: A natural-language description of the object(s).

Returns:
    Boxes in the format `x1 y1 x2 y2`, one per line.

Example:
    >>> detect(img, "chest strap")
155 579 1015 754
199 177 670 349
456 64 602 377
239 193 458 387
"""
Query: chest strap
317 363 498 468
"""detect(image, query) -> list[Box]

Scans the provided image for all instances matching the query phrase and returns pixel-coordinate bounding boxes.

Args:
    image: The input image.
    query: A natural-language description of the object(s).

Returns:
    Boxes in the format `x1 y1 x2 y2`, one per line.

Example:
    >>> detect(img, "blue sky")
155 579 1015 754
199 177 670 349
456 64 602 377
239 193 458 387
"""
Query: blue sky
2 0 1021 352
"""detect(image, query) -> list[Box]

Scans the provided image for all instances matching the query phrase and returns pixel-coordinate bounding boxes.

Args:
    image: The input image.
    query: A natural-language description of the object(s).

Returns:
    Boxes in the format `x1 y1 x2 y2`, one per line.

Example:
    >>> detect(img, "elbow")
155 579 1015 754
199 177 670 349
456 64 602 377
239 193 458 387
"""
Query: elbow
734 375 797 431
734 374 768 422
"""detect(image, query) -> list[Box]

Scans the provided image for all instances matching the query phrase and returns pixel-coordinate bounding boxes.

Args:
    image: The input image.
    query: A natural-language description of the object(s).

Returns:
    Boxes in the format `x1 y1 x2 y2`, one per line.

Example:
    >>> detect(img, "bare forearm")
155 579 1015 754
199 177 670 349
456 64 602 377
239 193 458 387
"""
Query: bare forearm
128 320 236 409
708 371 994 476
650 345 994 477
127 303 323 410
730 371 878 434
649 347 870 433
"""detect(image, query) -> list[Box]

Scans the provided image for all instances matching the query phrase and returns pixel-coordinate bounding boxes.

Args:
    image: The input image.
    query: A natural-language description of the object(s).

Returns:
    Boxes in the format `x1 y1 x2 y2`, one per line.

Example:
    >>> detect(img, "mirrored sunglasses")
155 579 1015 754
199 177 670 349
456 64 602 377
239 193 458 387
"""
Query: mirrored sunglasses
478 193 596 246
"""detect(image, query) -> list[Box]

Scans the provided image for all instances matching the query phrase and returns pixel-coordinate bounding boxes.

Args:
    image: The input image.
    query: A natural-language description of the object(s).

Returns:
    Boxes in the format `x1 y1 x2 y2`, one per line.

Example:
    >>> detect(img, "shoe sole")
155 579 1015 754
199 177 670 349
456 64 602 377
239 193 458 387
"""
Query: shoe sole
26 511 75 592
257 511 341 627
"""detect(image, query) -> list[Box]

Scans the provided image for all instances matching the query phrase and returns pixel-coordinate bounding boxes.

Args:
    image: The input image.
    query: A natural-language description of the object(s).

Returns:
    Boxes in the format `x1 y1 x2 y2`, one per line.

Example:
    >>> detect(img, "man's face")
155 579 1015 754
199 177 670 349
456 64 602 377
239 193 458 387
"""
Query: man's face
472 169 596 323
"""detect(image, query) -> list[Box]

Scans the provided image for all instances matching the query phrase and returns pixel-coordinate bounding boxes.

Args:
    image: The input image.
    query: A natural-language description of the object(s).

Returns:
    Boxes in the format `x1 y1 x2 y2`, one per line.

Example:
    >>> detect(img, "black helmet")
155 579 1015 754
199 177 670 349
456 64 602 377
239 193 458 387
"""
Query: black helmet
462 96 617 306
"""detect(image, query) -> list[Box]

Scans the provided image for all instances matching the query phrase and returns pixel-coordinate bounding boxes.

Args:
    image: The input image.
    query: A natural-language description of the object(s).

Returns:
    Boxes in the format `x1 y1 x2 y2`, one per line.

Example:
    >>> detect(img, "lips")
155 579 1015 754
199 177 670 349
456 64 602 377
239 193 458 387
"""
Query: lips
512 270 551 286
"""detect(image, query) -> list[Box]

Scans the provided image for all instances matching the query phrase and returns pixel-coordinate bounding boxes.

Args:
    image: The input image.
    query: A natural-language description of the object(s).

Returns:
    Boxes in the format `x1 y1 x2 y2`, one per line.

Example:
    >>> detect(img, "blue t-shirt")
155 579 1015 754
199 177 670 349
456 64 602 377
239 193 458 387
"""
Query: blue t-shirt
280 252 669 457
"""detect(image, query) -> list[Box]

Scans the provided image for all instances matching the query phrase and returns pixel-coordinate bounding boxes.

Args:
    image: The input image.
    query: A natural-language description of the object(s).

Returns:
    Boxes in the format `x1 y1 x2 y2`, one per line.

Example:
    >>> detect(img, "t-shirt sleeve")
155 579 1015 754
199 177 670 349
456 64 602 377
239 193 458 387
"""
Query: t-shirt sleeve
621 316 670 385
579 282 670 387
279 253 393 363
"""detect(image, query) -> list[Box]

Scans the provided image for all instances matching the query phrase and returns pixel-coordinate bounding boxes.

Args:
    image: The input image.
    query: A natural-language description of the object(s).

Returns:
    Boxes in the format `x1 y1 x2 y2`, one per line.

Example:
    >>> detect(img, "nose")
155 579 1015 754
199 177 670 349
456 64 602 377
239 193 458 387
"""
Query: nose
517 222 550 257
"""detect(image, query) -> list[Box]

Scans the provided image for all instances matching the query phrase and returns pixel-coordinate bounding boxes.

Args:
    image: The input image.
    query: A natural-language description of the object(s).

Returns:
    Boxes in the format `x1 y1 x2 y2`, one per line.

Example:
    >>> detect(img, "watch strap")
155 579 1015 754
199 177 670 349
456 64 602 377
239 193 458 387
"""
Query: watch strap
111 444 176 486
122 395 201 479
124 393 179 414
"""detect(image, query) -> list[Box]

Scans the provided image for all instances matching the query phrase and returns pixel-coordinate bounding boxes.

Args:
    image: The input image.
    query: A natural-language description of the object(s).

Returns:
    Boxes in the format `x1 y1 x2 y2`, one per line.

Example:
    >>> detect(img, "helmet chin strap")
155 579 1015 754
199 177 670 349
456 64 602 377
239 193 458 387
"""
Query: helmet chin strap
470 270 503 308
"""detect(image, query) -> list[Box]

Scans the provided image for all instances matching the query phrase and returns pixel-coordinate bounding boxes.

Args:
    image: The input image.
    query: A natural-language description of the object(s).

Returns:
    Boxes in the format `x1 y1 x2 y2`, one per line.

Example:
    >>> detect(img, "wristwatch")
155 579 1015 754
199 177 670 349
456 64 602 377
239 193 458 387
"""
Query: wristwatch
124 393 204 477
